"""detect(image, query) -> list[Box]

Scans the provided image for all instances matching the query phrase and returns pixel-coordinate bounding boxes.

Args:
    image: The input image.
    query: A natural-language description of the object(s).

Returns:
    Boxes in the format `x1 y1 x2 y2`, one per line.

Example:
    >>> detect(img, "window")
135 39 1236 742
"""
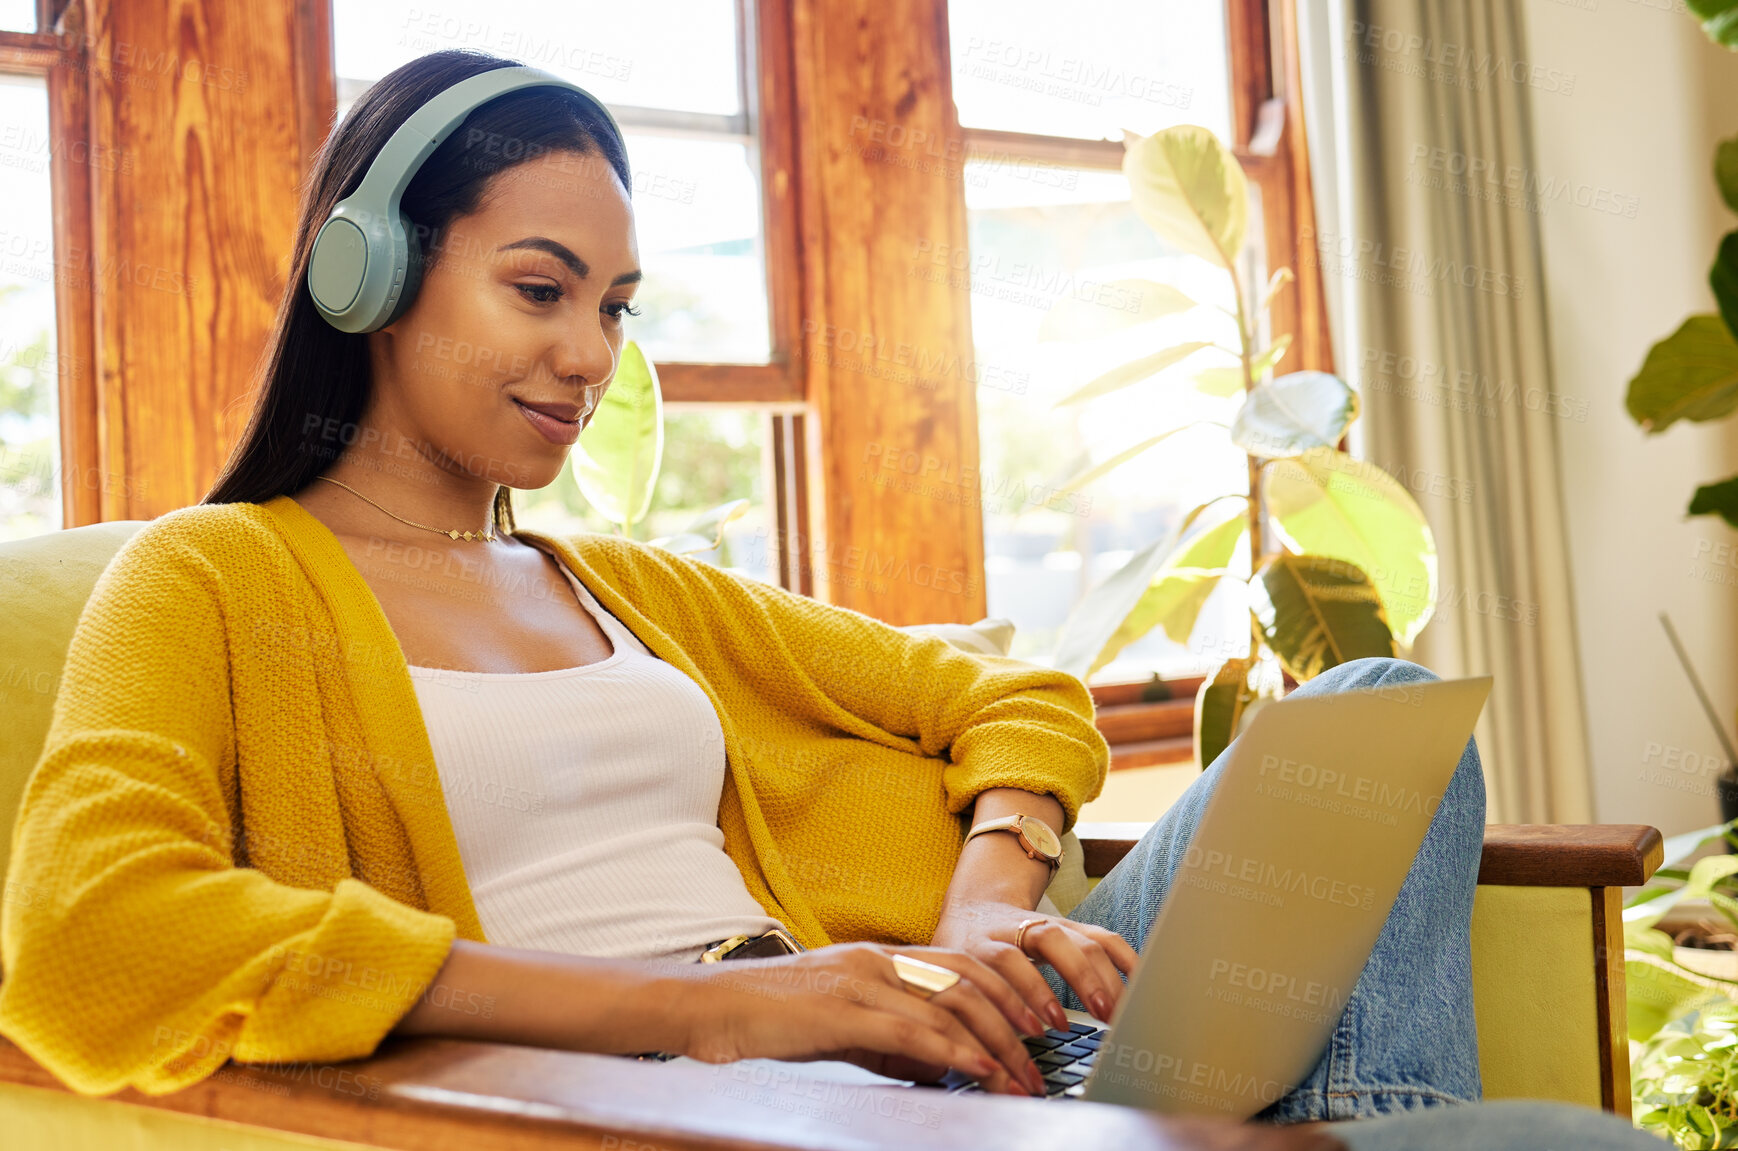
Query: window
0 72 61 540
329 0 805 582
947 0 1322 689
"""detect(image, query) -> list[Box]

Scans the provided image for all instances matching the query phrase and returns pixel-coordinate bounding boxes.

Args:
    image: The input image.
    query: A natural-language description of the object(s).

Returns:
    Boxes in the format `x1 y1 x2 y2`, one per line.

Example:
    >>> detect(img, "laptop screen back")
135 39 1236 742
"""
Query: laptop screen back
1082 676 1492 1118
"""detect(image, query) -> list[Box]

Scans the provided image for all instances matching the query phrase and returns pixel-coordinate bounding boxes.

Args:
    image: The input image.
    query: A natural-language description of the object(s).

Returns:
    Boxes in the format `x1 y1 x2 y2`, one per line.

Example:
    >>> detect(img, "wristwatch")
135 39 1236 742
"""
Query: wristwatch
962 813 1063 875
699 927 802 963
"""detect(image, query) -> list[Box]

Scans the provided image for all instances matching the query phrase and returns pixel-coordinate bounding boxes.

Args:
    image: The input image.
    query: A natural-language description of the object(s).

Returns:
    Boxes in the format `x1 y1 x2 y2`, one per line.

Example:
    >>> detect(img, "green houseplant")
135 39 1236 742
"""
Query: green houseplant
1624 819 1738 1147
1042 124 1438 767
1618 11 1738 1136
571 339 750 555
1623 2 1738 522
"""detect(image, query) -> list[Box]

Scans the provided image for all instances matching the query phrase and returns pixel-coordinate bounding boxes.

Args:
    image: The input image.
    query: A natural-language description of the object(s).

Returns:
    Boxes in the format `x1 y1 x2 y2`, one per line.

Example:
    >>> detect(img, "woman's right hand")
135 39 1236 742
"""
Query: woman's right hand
672 942 1051 1097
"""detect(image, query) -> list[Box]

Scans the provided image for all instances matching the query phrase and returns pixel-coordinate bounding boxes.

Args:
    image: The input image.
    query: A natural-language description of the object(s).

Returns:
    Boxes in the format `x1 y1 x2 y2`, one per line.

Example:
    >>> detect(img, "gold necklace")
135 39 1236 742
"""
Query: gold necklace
315 475 498 542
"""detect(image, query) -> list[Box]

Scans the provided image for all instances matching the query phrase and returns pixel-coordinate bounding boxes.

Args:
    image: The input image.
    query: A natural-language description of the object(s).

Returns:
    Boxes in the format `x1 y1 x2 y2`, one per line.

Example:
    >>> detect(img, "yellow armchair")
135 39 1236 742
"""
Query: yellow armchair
0 521 1662 1150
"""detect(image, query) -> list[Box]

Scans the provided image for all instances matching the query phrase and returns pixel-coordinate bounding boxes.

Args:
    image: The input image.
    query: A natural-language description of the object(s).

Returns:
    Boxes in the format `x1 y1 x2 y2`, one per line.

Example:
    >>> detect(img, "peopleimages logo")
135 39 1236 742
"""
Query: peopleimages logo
1179 847 1378 913
1257 753 1441 817
1095 1043 1288 1109
1207 958 1348 1018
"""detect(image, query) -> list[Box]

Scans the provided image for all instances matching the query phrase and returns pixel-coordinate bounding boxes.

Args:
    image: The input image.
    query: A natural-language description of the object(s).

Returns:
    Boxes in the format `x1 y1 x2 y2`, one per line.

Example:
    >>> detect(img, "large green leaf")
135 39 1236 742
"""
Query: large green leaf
1053 341 1223 407
1052 496 1246 679
1038 279 1202 342
1231 371 1359 458
1262 447 1438 647
1625 315 1738 433
1250 554 1396 682
1688 0 1738 48
1626 951 1737 1043
573 341 663 531
1718 136 1738 215
1690 474 1738 528
1714 231 1738 341
1100 505 1250 672
1195 655 1257 772
1123 125 1249 268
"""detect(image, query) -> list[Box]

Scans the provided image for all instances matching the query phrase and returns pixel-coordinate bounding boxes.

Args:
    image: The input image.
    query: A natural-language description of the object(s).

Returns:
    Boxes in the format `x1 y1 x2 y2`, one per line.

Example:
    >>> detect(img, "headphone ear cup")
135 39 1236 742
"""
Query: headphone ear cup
381 215 425 329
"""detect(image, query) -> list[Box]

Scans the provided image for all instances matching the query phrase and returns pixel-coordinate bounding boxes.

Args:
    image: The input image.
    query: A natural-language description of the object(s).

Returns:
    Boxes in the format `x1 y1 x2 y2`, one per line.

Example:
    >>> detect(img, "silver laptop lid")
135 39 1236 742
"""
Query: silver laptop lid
1082 675 1492 1118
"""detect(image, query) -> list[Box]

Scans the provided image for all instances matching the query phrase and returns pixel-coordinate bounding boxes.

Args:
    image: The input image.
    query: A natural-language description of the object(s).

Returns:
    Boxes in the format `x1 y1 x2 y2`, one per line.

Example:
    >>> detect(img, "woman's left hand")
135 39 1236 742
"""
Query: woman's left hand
928 898 1138 1030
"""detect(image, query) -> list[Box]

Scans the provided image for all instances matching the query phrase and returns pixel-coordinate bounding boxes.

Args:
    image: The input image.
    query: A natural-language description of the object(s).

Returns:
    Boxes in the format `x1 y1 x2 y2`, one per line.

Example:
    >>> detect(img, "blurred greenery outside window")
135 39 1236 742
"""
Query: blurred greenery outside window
0 72 61 543
948 0 1266 683
331 0 776 580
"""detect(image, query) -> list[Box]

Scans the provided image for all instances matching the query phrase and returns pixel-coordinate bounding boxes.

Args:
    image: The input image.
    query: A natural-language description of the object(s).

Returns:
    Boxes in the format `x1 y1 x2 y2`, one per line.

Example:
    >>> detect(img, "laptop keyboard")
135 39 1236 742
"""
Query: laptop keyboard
628 1019 1107 1098
945 1021 1102 1098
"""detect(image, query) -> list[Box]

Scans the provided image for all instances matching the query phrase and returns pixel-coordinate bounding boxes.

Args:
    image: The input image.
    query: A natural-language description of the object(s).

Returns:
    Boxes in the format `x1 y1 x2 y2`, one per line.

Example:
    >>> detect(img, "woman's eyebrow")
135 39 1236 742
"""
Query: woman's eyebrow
496 237 643 286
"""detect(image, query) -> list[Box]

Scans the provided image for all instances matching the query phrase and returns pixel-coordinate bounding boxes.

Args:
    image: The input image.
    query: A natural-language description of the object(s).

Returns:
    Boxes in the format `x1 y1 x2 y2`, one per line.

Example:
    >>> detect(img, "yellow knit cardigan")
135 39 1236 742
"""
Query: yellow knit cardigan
0 495 1108 1097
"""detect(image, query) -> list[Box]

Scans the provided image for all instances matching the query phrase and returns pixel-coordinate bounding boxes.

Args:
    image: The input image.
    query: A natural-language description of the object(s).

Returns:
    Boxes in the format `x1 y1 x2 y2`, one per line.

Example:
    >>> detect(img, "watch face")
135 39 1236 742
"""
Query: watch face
1022 817 1061 858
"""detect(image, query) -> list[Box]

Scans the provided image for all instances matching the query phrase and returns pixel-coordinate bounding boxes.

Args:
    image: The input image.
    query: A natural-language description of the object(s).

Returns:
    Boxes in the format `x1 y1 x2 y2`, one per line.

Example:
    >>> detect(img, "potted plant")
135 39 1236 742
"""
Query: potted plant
1041 124 1437 766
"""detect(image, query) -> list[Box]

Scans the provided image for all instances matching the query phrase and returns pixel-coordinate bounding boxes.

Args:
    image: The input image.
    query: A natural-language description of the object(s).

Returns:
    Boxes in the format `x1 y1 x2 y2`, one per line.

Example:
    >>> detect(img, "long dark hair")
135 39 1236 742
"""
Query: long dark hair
203 49 631 535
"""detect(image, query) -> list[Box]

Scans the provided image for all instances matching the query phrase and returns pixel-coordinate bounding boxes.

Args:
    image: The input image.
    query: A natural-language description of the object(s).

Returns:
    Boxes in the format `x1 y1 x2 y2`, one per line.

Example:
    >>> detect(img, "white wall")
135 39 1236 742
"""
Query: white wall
1522 0 1738 835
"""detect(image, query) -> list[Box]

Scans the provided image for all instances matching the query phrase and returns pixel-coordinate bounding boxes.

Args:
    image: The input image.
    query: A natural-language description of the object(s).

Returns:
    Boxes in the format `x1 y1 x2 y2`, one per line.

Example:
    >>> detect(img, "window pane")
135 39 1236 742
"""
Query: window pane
623 133 771 364
963 160 1266 683
948 0 1232 144
0 74 62 541
335 0 740 114
332 2 773 365
512 407 776 584
0 0 34 33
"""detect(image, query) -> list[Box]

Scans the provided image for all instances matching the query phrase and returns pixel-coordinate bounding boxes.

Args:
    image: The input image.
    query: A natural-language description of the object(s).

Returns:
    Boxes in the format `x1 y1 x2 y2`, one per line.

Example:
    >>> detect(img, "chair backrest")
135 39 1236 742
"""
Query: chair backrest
0 521 147 901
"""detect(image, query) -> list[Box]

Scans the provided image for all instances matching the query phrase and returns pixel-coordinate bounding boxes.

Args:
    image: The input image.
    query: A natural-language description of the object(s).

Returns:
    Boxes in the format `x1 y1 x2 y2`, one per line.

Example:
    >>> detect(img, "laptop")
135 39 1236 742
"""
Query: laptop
664 675 1491 1121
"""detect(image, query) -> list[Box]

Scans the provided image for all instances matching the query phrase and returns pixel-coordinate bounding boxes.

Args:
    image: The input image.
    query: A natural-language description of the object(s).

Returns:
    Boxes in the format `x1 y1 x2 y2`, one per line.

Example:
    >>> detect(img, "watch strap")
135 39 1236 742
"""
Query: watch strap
963 813 1062 872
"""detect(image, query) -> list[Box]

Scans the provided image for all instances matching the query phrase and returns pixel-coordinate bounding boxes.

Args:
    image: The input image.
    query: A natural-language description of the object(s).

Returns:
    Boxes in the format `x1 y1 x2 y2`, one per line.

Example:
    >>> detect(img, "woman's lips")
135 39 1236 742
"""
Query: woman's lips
514 398 583 445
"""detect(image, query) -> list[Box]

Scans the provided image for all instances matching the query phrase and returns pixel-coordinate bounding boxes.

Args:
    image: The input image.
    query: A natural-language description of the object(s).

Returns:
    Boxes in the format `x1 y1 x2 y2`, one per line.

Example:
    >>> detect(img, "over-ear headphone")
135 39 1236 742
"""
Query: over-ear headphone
306 65 625 334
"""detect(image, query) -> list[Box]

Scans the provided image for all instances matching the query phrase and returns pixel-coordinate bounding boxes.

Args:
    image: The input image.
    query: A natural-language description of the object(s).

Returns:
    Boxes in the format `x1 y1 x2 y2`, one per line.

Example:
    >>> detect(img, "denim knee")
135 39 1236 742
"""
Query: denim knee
1291 655 1485 839
1294 656 1439 698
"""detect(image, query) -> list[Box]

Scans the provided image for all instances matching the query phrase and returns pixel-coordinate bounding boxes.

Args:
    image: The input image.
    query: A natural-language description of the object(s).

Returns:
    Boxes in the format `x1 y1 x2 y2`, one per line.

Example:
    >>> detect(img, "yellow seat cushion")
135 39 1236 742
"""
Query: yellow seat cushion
0 521 146 906
1 1082 380 1151
1470 885 1603 1108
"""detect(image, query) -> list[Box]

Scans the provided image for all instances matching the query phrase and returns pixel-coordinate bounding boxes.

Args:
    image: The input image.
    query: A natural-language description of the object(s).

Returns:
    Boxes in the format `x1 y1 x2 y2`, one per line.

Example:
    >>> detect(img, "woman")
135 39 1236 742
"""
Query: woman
0 49 1655 1147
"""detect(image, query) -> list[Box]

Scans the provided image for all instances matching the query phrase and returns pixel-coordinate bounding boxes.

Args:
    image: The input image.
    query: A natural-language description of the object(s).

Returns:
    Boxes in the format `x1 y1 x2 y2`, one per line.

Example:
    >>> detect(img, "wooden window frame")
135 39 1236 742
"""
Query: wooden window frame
947 1 1333 764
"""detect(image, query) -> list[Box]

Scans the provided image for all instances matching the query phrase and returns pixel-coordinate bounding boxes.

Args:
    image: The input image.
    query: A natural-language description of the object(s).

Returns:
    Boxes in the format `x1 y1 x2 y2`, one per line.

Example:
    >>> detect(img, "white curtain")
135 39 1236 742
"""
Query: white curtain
1296 0 1594 822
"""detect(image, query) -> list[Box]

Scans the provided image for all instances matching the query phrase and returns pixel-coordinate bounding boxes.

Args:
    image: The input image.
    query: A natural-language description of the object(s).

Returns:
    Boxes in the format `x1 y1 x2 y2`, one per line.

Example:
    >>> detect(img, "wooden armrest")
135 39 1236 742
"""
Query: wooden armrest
0 1035 1344 1150
1076 822 1665 888
1476 825 1663 887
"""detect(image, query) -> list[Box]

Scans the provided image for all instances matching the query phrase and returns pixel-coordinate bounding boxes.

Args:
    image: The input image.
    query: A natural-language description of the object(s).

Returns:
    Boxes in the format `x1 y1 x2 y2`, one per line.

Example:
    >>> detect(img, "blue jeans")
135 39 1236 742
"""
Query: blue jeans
1039 657 1656 1149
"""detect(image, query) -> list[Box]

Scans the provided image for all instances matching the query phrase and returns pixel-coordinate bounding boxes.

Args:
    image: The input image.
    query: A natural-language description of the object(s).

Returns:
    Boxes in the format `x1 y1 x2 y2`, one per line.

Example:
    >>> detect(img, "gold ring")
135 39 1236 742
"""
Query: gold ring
1014 917 1042 954
890 953 961 999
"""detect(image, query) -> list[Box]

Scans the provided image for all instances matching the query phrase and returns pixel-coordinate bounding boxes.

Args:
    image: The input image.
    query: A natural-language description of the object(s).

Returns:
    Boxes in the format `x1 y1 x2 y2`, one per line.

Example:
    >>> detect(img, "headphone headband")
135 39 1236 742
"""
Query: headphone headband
307 65 622 334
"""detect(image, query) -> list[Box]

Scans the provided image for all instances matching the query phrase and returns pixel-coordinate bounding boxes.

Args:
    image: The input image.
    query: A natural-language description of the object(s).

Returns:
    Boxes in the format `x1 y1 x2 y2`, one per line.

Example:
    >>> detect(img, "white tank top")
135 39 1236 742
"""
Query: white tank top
405 552 785 963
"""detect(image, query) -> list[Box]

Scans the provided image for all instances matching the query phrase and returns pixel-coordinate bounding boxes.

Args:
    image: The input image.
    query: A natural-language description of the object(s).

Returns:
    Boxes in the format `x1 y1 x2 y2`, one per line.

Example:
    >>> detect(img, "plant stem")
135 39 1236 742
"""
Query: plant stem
1229 258 1264 570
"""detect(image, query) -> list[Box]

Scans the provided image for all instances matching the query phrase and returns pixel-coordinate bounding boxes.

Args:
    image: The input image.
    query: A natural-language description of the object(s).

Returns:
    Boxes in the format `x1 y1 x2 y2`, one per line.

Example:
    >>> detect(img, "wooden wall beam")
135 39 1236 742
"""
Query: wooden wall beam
786 0 987 624
68 0 326 519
